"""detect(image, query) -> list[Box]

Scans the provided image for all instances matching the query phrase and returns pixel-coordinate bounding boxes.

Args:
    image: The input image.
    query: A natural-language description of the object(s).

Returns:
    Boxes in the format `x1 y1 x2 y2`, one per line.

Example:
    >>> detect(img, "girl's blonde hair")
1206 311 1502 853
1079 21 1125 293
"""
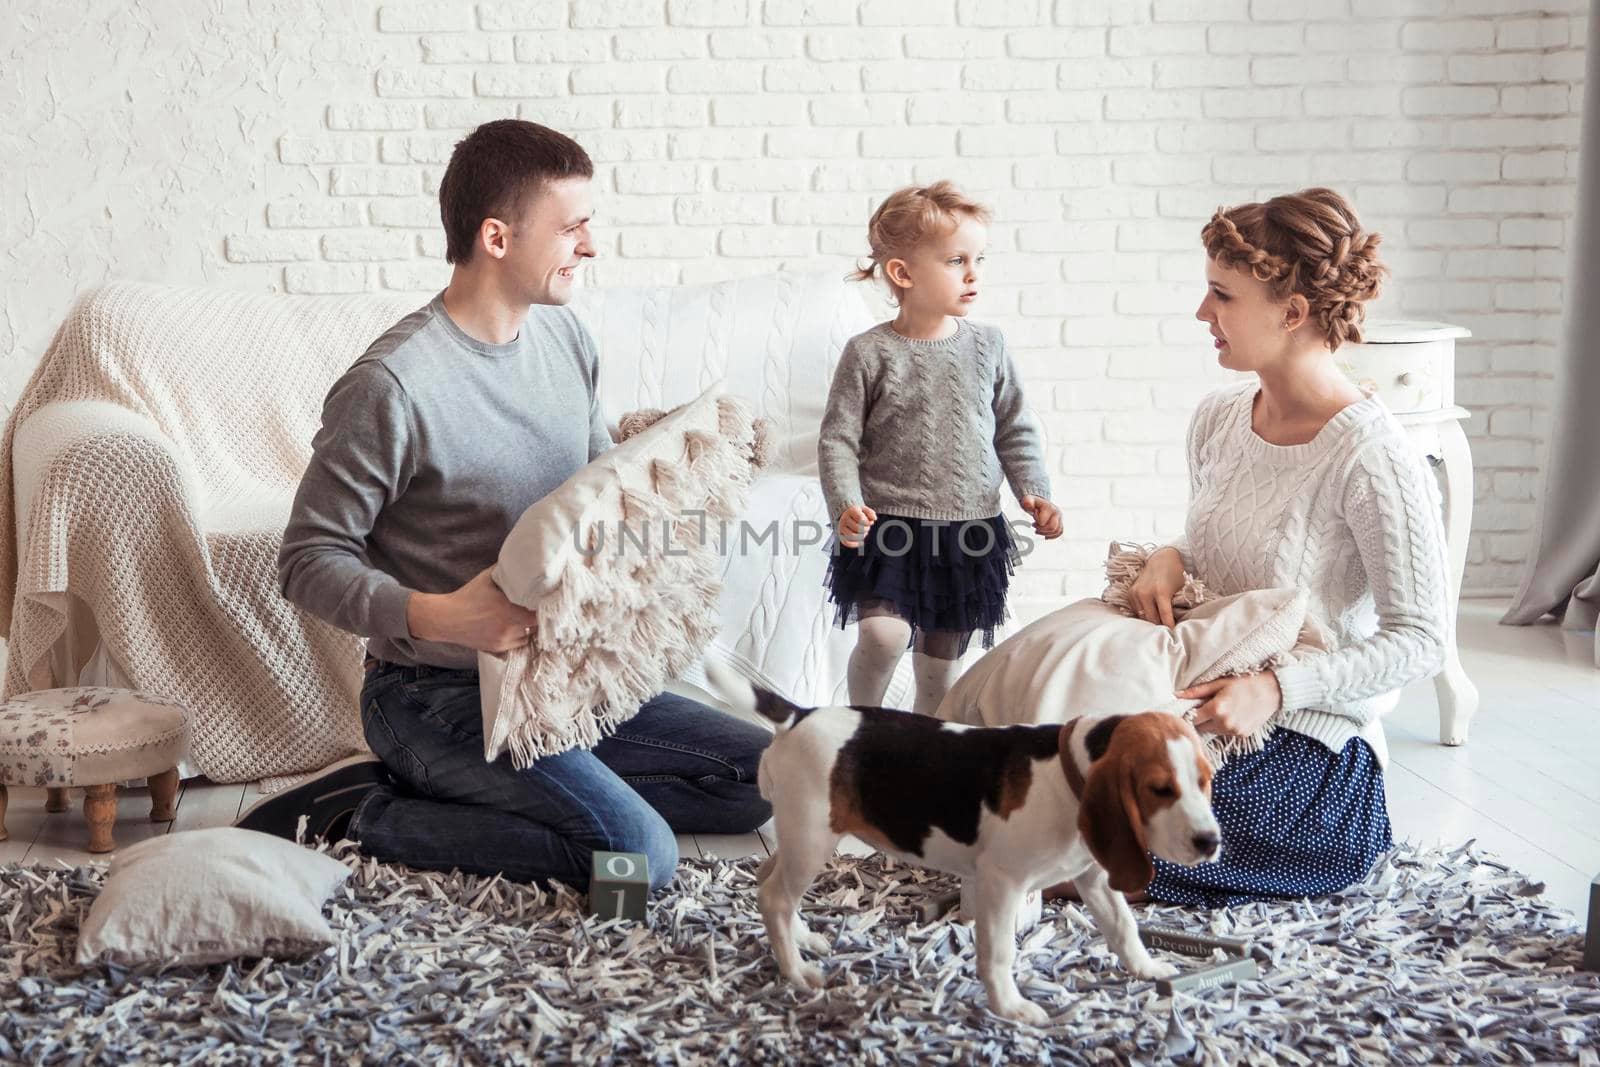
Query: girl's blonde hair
1201 187 1388 350
851 181 993 299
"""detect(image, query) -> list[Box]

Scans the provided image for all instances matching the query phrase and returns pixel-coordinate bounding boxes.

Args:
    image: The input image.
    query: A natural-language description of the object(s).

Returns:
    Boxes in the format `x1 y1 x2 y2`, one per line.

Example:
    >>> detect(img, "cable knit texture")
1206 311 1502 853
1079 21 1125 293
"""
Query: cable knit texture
0 283 416 783
1166 381 1449 756
816 320 1051 524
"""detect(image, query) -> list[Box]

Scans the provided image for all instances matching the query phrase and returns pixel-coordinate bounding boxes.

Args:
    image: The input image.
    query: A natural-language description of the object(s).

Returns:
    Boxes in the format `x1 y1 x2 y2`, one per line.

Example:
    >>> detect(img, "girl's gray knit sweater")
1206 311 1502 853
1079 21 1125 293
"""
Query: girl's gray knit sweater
817 320 1052 524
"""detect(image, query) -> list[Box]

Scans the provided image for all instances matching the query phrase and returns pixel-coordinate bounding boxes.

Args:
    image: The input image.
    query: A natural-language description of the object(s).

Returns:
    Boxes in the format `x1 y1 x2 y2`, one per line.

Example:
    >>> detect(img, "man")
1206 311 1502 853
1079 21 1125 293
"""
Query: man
240 121 771 893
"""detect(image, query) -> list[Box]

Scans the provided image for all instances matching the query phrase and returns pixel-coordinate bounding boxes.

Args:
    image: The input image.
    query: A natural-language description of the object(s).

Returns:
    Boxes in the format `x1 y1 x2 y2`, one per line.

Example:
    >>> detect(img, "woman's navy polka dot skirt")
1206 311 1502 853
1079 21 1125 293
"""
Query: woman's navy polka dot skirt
1148 730 1393 907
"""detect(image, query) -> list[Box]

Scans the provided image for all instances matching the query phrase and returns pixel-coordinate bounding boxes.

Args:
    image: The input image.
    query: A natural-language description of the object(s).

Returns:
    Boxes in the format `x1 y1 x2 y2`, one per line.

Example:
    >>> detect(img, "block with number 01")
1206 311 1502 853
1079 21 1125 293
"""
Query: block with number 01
589 851 650 921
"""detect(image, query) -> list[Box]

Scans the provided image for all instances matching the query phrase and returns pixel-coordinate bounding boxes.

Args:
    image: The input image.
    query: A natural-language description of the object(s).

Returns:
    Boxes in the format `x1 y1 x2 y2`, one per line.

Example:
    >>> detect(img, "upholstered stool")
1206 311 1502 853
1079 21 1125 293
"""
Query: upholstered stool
0 687 191 853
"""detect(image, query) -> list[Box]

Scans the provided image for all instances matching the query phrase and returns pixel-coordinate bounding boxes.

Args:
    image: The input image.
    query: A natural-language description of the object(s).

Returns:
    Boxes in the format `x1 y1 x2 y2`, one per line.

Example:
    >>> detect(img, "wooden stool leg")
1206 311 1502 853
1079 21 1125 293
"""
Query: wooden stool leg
148 769 179 822
0 783 8 842
84 784 117 854
46 787 70 813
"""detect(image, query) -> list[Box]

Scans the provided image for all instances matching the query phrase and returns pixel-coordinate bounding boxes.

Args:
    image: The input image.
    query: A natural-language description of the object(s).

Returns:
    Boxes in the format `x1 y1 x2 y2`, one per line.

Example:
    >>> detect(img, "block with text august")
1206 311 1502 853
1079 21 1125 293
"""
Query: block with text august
1157 957 1260 996
589 851 650 922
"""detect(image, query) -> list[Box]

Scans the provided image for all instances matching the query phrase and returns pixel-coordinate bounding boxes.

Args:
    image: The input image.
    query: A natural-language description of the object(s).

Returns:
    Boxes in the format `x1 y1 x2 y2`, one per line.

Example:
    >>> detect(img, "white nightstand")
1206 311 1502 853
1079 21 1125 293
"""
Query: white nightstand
1339 320 1478 746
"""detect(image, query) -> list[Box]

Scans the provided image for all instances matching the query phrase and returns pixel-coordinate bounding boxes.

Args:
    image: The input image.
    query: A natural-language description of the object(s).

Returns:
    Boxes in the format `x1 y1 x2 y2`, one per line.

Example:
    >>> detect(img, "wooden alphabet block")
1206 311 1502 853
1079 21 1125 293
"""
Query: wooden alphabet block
1584 871 1599 972
589 851 650 922
915 888 962 926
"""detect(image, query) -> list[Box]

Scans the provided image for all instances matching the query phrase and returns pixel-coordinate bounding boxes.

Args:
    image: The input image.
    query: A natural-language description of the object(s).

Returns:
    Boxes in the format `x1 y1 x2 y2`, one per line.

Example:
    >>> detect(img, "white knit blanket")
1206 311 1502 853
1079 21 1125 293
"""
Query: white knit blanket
0 284 413 782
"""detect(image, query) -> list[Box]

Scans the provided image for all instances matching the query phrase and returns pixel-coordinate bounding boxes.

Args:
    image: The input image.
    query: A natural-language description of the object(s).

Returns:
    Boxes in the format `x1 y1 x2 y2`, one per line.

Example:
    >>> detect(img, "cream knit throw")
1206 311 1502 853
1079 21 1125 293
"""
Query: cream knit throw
1 283 413 782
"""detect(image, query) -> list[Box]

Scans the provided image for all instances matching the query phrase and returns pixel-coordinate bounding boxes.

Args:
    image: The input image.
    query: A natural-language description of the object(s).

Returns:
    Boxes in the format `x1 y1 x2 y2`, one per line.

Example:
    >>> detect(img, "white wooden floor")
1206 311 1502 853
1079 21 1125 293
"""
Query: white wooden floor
4 599 1596 919
1379 599 1600 919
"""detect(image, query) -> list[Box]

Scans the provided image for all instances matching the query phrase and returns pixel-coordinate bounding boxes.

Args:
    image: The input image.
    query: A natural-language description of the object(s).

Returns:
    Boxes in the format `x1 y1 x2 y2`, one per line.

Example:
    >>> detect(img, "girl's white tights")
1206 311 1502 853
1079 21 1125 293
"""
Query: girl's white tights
846 613 909 706
846 601 967 715
910 651 962 717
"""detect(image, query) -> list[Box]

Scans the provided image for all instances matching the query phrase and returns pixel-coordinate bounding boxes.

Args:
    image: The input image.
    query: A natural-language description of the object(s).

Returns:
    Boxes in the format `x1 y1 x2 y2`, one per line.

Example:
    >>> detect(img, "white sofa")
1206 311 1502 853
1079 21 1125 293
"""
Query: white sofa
2 271 909 782
572 271 914 711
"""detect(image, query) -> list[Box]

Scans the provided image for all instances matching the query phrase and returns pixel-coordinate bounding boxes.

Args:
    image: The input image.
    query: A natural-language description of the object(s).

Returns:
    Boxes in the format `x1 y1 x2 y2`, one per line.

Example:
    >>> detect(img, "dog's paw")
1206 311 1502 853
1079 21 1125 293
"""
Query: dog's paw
796 928 830 956
993 999 1049 1027
1128 958 1179 981
788 963 825 991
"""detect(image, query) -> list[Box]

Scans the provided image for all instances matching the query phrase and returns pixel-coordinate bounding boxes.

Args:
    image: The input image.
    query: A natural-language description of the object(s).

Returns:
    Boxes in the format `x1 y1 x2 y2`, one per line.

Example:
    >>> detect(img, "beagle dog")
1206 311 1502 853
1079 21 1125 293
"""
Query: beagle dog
703 663 1222 1025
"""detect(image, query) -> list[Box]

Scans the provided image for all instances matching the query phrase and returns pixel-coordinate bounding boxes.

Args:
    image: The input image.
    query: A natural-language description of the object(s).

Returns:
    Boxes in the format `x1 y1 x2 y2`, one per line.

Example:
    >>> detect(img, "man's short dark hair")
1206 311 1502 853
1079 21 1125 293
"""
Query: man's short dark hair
438 120 594 265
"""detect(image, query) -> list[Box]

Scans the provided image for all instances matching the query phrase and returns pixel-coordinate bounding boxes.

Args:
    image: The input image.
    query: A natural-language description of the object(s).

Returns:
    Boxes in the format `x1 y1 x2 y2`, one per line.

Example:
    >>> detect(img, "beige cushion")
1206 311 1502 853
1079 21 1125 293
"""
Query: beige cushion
493 384 724 607
0 687 189 787
937 590 1312 760
481 385 763 765
75 827 351 967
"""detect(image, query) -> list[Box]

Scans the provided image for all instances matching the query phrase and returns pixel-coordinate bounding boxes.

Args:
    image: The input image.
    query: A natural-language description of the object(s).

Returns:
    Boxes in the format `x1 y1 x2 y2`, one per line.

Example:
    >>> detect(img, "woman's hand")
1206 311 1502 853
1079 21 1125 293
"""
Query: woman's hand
1179 672 1282 738
1128 546 1184 628
837 504 877 549
1020 495 1063 539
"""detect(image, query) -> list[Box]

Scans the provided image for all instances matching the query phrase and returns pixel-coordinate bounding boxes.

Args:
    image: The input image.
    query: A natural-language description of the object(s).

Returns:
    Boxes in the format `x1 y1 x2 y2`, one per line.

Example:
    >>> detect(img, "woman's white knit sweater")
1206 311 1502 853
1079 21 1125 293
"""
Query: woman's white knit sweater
1166 381 1450 756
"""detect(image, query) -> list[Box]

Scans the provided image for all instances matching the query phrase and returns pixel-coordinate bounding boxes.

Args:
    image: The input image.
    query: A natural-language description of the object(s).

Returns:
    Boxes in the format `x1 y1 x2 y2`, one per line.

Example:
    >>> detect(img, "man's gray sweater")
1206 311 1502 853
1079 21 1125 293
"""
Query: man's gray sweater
279 293 611 670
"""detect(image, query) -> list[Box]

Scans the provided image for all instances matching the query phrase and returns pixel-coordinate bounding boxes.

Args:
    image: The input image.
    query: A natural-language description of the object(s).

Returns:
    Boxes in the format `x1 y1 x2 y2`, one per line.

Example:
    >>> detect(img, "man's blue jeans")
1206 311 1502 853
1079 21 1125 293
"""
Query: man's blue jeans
349 662 772 892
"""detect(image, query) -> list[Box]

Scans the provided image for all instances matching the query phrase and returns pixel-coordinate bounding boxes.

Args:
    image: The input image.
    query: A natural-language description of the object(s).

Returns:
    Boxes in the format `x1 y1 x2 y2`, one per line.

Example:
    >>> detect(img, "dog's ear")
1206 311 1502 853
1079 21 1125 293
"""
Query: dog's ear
1077 745 1153 894
1058 714 1125 791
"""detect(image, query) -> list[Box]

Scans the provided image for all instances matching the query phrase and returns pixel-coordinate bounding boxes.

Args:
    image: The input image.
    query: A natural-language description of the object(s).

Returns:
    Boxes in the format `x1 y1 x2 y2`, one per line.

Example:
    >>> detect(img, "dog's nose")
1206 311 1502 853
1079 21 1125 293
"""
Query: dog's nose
1193 831 1221 855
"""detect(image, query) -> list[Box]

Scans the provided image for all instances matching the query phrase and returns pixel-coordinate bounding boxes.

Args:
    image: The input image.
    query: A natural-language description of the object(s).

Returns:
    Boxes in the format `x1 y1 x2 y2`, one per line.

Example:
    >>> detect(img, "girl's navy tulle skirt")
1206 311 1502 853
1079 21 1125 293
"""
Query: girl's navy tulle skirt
824 513 1019 656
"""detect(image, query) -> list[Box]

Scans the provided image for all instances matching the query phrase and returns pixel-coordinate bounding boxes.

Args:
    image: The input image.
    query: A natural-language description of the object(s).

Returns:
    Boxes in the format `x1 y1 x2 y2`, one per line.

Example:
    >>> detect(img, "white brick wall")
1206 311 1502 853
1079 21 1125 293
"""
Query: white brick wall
1 0 1588 620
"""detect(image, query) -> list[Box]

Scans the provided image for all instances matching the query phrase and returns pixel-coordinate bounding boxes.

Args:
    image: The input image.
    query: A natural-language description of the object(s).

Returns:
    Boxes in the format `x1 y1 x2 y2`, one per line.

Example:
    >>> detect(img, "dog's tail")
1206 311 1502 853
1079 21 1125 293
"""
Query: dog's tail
702 660 808 732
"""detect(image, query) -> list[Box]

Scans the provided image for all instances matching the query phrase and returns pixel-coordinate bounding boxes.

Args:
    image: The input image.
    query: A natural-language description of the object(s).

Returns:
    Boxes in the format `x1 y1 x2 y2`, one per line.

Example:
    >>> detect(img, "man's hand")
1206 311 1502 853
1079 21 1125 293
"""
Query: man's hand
836 504 877 549
1128 546 1184 629
1179 672 1282 739
1020 495 1063 539
407 567 538 653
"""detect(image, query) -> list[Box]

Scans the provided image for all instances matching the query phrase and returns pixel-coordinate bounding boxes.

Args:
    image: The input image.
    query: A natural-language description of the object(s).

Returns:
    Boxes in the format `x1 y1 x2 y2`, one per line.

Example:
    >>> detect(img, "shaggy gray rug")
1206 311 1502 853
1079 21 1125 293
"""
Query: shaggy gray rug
1 842 1596 1065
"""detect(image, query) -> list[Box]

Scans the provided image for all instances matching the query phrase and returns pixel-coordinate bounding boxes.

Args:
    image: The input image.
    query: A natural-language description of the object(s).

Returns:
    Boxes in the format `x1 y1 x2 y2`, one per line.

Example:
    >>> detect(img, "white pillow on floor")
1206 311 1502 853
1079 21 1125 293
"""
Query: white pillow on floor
75 827 350 967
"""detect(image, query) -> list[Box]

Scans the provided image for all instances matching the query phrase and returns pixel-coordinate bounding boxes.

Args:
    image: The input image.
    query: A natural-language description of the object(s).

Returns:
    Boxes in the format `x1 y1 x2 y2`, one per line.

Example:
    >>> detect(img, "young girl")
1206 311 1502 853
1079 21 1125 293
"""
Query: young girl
818 181 1063 716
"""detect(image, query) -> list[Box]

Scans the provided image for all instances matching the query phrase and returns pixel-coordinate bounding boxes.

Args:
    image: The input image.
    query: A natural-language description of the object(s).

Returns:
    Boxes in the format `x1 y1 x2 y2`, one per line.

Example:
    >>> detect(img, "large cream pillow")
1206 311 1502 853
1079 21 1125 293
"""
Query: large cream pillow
480 385 765 765
76 828 350 967
937 589 1316 763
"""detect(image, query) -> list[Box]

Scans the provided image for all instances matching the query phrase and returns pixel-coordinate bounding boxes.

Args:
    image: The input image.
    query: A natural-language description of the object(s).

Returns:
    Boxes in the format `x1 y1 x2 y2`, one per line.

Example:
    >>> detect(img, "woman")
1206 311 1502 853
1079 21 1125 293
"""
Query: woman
1128 188 1450 906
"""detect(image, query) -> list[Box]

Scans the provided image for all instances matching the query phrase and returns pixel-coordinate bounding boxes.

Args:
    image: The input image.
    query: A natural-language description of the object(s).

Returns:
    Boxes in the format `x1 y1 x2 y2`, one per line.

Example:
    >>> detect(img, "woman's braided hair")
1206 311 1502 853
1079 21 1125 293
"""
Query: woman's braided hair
1201 188 1389 350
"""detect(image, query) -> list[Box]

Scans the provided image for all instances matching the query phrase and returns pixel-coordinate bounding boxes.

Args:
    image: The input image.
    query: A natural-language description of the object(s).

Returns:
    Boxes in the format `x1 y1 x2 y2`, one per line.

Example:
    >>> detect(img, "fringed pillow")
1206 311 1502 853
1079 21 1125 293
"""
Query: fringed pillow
1099 541 1331 657
479 385 769 766
937 542 1328 765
